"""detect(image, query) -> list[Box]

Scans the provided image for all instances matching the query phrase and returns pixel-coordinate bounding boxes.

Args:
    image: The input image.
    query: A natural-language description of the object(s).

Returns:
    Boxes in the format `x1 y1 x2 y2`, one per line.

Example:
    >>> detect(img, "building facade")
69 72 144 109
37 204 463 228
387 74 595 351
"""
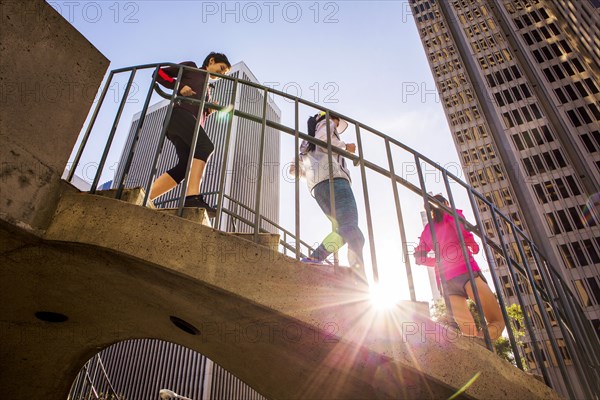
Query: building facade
68 339 266 400
410 0 600 396
113 61 282 233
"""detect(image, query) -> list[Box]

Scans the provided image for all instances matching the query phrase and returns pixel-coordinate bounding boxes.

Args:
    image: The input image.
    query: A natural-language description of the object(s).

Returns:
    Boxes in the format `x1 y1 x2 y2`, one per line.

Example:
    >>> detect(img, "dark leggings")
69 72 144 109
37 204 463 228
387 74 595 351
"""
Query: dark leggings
165 108 215 183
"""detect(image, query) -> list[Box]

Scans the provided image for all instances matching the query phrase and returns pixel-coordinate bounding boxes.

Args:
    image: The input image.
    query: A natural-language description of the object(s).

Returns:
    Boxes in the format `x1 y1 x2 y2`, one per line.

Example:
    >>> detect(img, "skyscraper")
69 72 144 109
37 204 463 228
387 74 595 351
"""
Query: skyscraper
113 61 282 233
410 0 599 395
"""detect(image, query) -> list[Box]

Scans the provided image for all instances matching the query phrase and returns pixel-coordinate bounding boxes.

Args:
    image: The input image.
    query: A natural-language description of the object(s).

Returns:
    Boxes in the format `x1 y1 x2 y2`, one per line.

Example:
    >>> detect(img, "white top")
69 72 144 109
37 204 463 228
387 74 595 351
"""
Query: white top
299 118 352 194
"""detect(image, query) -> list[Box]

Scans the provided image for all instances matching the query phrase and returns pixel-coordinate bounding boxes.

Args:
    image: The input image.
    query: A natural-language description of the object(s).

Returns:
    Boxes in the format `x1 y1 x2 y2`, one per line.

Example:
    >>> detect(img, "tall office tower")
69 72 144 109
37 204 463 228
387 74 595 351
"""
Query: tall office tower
410 0 600 395
68 339 266 400
113 61 282 233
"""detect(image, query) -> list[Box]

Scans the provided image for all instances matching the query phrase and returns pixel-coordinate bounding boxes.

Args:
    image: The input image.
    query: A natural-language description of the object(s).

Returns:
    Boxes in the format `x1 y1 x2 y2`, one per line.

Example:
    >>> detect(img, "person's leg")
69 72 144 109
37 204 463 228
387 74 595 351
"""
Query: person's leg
332 179 366 281
448 295 478 337
151 136 189 201
184 126 215 198
465 276 506 340
185 158 207 196
309 180 342 261
150 173 178 200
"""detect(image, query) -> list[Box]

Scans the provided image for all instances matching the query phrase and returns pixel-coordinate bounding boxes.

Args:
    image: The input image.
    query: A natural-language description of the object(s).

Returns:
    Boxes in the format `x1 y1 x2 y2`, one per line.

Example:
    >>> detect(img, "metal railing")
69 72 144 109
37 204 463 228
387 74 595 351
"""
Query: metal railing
66 63 600 399
68 354 121 400
154 191 330 262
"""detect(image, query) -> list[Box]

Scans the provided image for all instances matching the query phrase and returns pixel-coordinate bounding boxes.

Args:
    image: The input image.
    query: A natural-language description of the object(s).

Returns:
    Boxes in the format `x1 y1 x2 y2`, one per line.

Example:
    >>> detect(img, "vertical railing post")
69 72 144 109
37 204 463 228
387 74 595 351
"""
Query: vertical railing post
545 258 600 377
142 65 185 207
529 244 597 398
466 189 523 369
215 77 239 230
355 124 377 283
91 68 137 193
294 99 301 259
510 225 575 399
564 283 600 393
68 71 115 183
557 273 600 392
443 171 492 348
252 88 269 242
415 156 453 321
489 206 551 384
324 111 339 269
385 139 415 301
115 65 161 199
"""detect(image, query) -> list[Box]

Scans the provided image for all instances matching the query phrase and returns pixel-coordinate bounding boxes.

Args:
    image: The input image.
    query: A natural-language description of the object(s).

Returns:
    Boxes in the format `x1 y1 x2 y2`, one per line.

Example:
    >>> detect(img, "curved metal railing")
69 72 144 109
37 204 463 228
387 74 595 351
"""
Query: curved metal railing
66 63 600 399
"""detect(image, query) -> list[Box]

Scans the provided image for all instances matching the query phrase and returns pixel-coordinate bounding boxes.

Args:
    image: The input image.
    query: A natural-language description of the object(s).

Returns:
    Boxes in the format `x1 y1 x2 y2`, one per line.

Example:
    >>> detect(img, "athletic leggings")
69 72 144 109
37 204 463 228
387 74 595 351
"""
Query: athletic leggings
310 178 365 270
165 108 215 183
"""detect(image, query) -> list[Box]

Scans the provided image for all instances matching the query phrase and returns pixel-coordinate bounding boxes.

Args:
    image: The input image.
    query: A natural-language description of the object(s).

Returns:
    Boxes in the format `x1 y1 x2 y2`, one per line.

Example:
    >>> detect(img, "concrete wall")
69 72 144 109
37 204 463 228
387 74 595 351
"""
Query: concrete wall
0 0 109 231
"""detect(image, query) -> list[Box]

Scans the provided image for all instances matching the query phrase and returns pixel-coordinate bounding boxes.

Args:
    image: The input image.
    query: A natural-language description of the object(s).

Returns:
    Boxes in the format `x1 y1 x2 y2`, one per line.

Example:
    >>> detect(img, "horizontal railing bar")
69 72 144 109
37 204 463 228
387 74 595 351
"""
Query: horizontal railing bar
72 61 600 400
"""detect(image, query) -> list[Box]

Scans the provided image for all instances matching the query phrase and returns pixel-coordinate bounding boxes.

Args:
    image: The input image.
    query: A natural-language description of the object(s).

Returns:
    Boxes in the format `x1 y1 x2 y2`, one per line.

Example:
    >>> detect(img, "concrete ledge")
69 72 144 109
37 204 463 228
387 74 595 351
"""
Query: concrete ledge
230 232 281 252
155 207 212 227
92 188 156 209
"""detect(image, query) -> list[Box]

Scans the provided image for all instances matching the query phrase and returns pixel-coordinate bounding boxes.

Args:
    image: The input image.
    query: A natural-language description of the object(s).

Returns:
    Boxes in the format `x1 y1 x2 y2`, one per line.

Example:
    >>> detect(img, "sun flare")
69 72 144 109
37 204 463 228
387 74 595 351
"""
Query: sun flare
369 283 402 310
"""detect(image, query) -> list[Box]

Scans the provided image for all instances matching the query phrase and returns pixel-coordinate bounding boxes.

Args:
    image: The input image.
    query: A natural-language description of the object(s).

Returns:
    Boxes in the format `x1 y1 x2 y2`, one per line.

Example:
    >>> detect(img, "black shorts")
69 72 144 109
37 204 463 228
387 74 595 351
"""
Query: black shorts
166 107 214 162
445 271 487 297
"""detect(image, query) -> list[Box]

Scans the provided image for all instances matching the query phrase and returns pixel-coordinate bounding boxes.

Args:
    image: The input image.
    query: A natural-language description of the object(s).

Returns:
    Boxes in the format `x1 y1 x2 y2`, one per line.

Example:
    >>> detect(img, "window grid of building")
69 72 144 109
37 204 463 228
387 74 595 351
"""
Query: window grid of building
411 0 600 396
113 62 282 234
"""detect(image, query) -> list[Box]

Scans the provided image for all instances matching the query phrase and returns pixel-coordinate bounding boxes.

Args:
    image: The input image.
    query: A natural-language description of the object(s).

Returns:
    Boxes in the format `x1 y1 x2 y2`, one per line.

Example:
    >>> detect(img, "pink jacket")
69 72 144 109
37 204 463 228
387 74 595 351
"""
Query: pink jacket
414 210 480 282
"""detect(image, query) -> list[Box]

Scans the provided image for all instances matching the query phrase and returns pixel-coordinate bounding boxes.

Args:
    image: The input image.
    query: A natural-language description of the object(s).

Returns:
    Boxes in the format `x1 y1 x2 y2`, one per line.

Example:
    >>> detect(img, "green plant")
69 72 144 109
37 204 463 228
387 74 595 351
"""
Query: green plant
430 299 526 366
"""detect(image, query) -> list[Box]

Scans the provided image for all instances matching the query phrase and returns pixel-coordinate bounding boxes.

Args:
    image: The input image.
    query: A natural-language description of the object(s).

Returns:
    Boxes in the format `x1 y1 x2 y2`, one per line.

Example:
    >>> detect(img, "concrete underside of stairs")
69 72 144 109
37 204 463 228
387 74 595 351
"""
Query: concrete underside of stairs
0 189 561 400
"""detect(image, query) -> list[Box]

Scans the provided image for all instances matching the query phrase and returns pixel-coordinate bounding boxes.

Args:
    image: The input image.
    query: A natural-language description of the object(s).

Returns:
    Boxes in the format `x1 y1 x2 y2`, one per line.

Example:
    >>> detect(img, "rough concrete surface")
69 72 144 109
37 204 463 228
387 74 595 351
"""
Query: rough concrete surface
0 0 109 230
0 190 561 400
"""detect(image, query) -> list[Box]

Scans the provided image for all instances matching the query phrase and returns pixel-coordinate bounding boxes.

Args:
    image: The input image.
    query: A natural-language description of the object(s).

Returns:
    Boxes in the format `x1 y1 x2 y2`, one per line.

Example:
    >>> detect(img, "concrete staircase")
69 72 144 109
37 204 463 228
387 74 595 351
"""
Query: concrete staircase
0 184 561 399
94 187 281 251
0 2 562 398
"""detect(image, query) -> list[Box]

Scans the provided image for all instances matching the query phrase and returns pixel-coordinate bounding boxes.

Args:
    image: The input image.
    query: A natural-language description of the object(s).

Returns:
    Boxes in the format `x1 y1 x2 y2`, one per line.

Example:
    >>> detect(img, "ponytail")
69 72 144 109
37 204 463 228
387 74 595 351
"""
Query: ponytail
431 194 448 224
432 207 444 223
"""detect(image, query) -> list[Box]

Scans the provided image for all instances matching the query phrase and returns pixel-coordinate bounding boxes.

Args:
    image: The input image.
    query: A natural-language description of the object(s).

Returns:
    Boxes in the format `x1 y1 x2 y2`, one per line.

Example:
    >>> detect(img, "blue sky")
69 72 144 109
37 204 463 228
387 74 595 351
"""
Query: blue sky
55 1 480 302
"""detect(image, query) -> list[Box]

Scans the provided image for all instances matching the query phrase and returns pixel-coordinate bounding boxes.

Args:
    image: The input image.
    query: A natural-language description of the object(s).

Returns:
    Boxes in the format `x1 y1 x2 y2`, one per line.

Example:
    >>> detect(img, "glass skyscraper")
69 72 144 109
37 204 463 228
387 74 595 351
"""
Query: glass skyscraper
113 61 282 233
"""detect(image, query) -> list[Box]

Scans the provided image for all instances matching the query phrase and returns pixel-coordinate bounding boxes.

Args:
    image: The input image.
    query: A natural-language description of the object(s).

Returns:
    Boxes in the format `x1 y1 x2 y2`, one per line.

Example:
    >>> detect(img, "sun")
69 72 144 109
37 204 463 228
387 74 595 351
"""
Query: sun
369 282 402 310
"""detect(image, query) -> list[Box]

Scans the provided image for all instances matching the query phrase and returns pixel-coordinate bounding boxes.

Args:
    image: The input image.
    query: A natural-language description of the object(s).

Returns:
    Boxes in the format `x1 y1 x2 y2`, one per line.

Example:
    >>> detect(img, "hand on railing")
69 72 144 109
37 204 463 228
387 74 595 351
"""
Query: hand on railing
179 85 196 96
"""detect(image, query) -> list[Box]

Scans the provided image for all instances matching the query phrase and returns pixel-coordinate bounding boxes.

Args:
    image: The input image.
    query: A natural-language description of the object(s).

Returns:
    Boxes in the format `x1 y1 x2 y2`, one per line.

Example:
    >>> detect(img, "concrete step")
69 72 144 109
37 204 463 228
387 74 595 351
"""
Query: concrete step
155 207 212 228
92 188 214 227
230 232 280 252
92 187 156 209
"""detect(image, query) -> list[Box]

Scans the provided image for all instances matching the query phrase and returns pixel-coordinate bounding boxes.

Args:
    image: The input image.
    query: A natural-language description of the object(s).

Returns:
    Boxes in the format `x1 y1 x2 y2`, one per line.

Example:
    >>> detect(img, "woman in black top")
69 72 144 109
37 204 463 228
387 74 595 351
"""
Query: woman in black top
149 52 231 213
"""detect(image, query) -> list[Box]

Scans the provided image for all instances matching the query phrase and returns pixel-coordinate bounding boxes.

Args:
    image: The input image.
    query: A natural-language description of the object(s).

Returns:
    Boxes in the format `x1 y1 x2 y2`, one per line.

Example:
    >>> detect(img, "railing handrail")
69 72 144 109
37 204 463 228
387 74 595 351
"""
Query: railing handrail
68 62 600 399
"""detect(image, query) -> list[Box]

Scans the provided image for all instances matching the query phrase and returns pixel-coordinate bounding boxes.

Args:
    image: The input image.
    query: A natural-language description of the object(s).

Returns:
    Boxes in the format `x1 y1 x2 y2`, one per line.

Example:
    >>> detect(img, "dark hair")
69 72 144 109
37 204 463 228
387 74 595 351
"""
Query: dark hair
202 52 231 69
431 194 448 223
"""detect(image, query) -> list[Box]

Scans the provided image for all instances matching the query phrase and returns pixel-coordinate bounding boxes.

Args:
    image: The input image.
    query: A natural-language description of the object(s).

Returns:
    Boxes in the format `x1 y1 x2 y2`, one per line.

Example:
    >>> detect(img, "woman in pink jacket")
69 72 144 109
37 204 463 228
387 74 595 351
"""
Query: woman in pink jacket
414 195 505 340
